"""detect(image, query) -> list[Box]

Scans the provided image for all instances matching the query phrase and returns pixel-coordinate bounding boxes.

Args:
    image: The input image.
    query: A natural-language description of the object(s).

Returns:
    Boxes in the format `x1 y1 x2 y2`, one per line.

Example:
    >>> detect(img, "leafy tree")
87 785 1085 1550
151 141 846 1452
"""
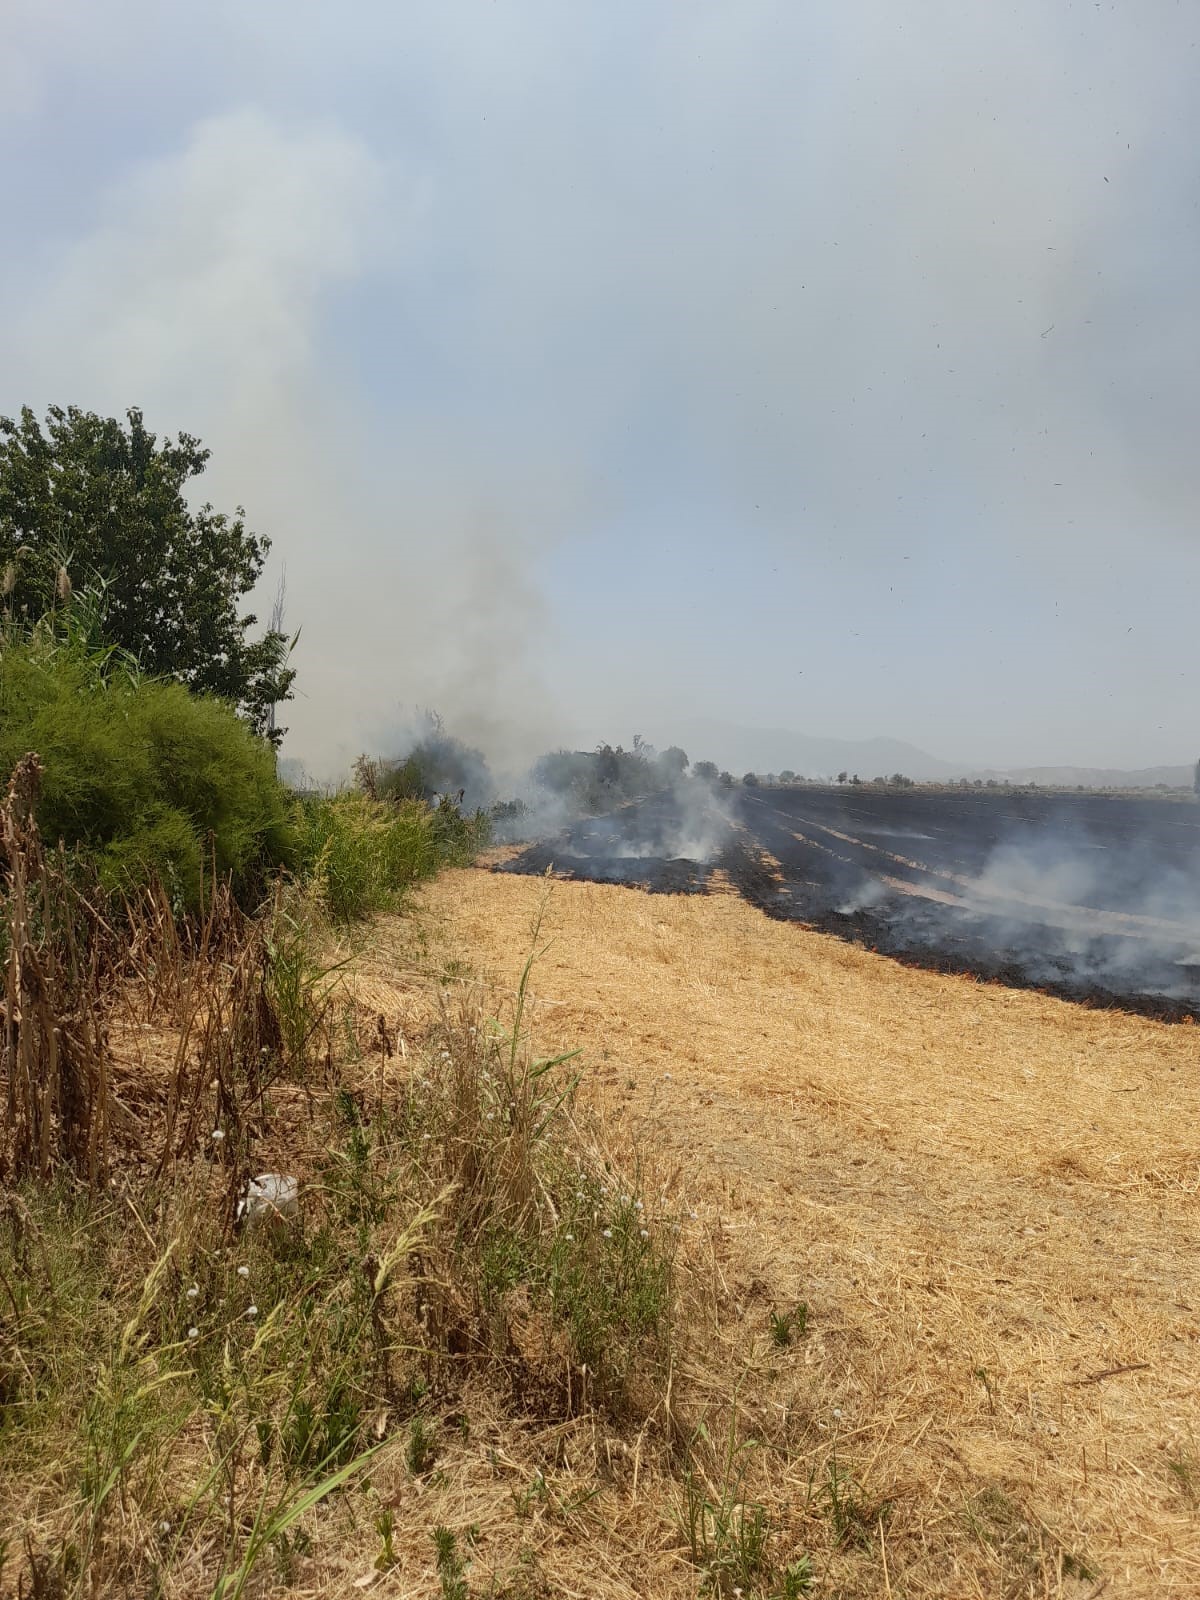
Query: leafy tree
658 745 689 778
779 769 795 782
692 760 719 782
0 404 294 741
742 772 759 787
836 771 848 784
1194 757 1200 798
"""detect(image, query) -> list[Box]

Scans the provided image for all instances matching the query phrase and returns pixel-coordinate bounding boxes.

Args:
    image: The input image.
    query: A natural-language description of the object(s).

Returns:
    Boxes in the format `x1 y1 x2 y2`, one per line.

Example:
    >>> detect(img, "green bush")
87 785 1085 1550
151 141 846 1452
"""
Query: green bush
0 637 293 907
290 791 485 923
292 792 436 922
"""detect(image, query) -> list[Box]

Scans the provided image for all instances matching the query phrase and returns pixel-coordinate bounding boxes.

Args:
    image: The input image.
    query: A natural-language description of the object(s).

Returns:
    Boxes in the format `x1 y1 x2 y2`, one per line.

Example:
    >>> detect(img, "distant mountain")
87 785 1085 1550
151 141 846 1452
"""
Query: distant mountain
666 717 959 780
971 764 1192 790
662 718 1192 790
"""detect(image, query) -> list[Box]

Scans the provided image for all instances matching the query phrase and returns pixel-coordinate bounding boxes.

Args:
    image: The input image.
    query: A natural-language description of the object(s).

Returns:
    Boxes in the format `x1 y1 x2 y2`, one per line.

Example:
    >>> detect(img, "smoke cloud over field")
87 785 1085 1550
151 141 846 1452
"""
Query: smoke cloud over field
833 808 1200 1006
947 831 1200 996
3 3 1200 776
509 781 1200 1015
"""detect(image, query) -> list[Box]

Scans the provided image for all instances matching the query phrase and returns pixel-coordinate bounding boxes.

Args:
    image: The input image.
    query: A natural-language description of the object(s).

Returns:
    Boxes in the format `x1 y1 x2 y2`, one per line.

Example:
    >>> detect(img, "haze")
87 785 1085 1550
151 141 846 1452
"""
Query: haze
3 2 1197 778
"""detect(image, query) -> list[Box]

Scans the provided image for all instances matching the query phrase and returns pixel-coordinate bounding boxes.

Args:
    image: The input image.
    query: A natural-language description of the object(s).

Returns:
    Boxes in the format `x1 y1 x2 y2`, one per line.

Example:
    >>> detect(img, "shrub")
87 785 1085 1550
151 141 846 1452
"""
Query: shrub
0 637 293 908
292 792 437 922
292 791 488 923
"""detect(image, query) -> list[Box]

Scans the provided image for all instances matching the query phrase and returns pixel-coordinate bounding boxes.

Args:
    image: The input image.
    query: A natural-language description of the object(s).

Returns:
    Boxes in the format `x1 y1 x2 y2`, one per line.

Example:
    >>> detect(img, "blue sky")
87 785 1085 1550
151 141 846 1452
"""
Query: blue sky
3 1 1199 776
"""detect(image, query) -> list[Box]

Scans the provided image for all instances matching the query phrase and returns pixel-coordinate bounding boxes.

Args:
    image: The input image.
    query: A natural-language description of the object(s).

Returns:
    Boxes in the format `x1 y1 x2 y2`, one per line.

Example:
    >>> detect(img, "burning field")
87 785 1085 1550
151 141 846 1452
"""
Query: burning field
502 783 1200 1021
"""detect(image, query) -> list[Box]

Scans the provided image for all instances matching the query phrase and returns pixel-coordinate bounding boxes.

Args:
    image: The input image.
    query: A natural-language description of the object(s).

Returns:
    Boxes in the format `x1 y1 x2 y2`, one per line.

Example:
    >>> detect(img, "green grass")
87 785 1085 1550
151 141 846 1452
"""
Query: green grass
434 1525 470 1600
768 1302 808 1348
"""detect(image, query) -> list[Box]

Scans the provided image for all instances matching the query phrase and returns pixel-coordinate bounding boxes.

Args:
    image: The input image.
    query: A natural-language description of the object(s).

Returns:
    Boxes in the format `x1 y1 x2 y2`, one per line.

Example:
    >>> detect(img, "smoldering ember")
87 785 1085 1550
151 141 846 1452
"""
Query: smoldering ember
502 776 1200 1022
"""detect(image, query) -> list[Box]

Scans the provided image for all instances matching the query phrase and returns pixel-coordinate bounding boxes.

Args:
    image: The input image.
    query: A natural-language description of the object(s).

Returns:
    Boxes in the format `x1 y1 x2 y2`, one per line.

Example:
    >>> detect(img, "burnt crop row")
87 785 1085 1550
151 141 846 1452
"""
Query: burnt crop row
500 786 1200 1023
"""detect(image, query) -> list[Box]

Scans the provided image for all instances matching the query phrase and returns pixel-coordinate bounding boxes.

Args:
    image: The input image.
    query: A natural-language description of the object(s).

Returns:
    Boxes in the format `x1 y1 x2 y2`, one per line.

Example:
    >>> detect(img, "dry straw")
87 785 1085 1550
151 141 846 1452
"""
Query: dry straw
410 866 1200 1597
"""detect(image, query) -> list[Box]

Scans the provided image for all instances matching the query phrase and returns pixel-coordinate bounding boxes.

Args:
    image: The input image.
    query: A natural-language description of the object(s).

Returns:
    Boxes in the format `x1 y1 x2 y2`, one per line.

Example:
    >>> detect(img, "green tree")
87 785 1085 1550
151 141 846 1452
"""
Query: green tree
0 404 294 741
692 760 719 782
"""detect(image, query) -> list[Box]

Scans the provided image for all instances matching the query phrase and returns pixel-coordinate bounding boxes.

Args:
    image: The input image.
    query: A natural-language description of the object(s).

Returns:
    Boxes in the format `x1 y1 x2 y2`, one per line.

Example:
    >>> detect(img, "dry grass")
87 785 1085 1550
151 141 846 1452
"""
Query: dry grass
5 844 1197 1599
1 865 687 1600
396 866 1200 1598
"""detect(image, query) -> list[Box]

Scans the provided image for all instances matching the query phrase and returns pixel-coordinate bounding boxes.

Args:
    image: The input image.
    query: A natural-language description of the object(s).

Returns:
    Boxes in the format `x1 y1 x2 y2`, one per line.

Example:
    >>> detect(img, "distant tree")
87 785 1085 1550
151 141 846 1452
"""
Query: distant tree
658 745 689 777
532 748 591 796
595 743 622 785
742 772 759 787
849 773 861 786
779 769 795 783
1194 757 1200 797
0 403 294 741
693 760 719 782
836 771 848 784
718 770 734 788
376 712 492 808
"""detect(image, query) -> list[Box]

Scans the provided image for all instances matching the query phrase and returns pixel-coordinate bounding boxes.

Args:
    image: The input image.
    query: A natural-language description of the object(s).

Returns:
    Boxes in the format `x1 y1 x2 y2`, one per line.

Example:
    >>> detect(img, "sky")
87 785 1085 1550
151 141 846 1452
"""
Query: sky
2 0 1199 777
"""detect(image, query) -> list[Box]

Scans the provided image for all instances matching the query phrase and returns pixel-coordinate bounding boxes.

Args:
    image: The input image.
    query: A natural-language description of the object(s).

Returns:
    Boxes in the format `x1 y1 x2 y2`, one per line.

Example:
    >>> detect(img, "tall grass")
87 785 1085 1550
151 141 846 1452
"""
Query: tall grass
1 819 674 1596
293 789 489 923
1 754 114 1185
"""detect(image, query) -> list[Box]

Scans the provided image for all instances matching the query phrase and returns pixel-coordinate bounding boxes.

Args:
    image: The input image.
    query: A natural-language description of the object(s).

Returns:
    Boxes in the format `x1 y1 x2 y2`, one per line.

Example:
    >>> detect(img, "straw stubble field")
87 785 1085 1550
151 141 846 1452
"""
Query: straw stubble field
385 863 1200 1597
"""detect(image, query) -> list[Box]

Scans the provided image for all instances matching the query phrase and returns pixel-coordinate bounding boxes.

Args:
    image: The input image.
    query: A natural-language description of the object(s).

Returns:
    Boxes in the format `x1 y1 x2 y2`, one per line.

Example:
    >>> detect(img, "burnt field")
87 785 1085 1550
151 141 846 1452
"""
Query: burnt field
500 783 1200 1020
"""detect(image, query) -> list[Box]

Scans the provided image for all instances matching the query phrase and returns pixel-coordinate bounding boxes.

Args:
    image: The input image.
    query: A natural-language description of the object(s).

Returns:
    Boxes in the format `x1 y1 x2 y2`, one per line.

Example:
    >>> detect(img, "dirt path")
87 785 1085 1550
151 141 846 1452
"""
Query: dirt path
410 867 1200 1597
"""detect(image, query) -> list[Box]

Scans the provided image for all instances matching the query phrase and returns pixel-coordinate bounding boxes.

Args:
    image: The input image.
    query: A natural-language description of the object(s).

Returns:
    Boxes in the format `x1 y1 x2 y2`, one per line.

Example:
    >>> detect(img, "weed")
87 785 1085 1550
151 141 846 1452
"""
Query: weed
1061 1548 1097 1581
264 894 341 1074
1168 1452 1199 1509
680 1415 775 1596
768 1302 808 1347
512 1469 550 1518
433 1525 470 1600
269 1527 311 1584
974 1365 996 1413
777 1556 815 1596
294 786 486 924
373 1506 397 1570
820 1454 887 1550
407 1414 437 1476
962 1485 1094 1589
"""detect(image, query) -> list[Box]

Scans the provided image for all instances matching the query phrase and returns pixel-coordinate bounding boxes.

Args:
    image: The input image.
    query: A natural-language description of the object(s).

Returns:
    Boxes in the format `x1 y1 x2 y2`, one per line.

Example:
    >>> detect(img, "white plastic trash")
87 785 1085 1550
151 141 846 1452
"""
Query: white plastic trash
237 1173 300 1226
